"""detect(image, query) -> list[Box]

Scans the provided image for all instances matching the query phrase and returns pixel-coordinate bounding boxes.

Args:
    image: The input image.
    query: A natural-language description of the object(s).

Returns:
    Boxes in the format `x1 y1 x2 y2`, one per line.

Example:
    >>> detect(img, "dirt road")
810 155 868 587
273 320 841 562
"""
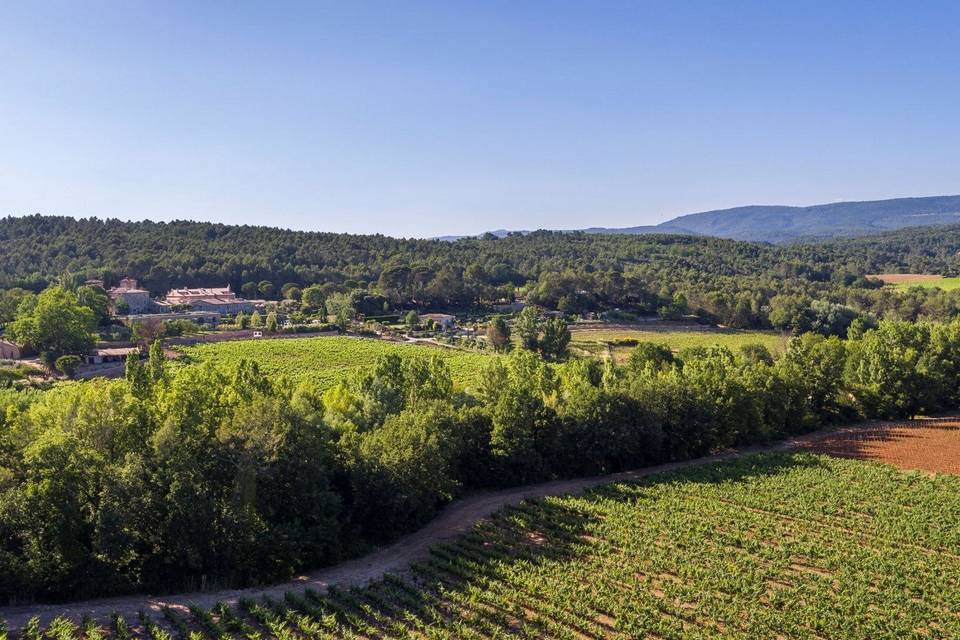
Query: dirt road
0 418 943 629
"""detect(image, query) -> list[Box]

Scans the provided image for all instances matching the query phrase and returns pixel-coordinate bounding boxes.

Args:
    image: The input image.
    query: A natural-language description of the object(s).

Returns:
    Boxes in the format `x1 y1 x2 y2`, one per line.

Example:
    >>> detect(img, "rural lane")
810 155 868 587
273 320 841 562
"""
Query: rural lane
0 419 925 630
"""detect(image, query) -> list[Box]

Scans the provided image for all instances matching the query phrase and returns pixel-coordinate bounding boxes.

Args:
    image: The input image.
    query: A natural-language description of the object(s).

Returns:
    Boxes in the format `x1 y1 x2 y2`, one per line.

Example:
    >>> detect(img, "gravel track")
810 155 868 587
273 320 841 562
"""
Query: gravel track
2 416 951 630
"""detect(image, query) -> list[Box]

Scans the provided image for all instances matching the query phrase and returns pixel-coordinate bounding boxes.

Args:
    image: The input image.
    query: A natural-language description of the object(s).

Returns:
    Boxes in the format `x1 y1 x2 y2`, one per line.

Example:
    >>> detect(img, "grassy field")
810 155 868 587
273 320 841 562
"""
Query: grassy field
867 273 960 290
177 336 493 391
570 323 789 361
27 452 957 638
893 276 960 291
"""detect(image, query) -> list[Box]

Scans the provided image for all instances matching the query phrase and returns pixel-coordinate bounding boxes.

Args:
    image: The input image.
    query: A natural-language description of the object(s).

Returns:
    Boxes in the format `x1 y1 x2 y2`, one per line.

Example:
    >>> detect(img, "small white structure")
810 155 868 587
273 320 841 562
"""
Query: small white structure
420 313 456 330
83 346 141 365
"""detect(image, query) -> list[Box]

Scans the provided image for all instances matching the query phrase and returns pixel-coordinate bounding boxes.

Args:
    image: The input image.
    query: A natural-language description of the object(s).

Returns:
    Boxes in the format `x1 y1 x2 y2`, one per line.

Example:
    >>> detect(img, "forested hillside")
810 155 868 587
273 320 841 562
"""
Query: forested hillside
5 215 960 327
652 194 960 242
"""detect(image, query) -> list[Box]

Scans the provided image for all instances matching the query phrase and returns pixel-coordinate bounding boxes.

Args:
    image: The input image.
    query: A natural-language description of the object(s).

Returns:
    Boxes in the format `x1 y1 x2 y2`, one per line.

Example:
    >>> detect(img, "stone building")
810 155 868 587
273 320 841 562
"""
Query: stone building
164 285 257 315
107 278 153 314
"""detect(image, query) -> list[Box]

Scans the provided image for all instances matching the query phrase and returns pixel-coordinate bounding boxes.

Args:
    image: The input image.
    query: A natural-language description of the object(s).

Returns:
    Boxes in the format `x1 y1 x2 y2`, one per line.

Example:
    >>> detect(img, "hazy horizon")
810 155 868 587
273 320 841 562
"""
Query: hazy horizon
2 1 959 237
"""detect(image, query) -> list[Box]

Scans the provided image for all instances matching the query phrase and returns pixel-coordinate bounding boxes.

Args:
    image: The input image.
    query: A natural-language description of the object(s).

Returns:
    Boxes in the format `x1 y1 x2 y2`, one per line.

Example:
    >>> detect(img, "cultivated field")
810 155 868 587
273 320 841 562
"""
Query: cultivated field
570 322 788 361
801 415 960 474
867 273 960 290
177 336 492 390
9 451 958 639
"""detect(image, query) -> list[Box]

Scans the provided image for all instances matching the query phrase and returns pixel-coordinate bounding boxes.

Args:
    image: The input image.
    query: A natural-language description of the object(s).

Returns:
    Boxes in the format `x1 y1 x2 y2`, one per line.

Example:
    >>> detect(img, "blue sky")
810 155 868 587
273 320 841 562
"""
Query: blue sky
1 1 958 237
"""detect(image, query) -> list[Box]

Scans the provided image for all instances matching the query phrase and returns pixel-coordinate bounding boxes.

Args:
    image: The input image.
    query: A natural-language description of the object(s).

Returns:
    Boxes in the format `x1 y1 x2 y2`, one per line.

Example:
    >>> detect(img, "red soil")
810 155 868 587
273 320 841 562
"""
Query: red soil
799 416 960 475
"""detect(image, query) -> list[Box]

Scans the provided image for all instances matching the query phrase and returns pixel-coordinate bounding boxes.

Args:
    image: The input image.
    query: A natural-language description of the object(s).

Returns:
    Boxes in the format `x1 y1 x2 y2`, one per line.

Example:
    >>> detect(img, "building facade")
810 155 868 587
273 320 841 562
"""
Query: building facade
0 339 21 360
107 278 154 314
164 286 257 315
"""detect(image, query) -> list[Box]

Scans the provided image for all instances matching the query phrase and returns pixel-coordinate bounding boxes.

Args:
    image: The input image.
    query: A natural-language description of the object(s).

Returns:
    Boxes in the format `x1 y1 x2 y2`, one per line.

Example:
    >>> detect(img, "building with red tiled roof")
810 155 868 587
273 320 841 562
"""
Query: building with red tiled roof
164 285 259 314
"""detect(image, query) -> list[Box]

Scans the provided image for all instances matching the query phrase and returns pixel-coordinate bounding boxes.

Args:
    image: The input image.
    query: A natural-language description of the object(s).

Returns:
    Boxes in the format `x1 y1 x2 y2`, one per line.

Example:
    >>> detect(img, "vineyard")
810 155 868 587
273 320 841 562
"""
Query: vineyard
176 336 493 391
9 452 959 639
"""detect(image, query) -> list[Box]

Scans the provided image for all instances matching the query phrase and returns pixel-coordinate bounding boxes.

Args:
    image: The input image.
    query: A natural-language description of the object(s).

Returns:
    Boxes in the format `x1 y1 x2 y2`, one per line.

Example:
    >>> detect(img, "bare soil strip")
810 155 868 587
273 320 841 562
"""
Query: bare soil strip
2 415 957 629
799 415 960 475
865 273 943 284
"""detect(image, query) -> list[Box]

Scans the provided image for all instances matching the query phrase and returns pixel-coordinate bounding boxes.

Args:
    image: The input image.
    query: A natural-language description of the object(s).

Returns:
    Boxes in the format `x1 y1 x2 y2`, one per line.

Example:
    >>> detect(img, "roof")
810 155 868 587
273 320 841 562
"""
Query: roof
108 287 150 295
193 297 250 305
167 286 233 297
94 347 140 357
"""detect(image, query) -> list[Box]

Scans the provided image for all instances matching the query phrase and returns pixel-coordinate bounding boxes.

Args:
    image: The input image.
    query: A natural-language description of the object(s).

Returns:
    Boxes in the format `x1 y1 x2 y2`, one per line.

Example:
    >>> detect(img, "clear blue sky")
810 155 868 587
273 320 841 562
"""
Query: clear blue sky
2 1 958 238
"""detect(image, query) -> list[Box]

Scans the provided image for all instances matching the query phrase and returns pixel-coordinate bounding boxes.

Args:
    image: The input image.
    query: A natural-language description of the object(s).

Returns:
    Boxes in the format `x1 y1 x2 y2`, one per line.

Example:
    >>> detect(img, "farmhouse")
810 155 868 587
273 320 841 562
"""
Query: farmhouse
420 313 456 330
107 277 154 314
164 285 258 314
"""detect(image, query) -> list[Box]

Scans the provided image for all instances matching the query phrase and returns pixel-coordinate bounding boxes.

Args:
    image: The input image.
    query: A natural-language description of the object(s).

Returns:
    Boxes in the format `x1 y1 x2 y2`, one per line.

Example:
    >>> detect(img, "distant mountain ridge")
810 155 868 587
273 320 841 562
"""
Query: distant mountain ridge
442 195 960 243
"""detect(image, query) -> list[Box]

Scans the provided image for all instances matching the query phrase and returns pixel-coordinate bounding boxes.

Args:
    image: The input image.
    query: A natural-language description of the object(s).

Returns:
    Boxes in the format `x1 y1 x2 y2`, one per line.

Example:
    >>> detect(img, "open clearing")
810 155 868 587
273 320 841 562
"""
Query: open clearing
867 273 944 284
176 336 492 391
867 273 960 290
570 322 788 361
5 417 959 638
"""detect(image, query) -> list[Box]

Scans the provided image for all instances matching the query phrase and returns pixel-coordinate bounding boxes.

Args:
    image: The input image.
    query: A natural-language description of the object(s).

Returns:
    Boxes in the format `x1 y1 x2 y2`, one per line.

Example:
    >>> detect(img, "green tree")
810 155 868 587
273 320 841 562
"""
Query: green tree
539 318 570 360
301 285 325 312
257 280 275 299
249 311 263 328
280 282 301 300
485 315 511 352
265 311 278 333
0 288 34 325
768 295 813 333
404 310 419 328
326 292 356 330
147 339 166 384
9 286 96 366
627 342 675 373
54 354 81 377
514 306 540 351
113 295 131 316
347 402 457 540
76 284 111 326
241 281 259 299
843 321 932 418
124 349 149 397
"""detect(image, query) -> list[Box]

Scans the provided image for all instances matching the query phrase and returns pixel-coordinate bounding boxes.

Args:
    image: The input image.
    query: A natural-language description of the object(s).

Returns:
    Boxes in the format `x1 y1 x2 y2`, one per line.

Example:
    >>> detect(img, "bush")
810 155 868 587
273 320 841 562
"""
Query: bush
54 354 82 377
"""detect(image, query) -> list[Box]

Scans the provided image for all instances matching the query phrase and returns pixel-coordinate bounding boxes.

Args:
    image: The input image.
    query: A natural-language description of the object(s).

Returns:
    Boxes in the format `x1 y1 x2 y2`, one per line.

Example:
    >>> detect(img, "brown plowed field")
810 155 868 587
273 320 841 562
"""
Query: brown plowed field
800 416 960 475
865 273 942 284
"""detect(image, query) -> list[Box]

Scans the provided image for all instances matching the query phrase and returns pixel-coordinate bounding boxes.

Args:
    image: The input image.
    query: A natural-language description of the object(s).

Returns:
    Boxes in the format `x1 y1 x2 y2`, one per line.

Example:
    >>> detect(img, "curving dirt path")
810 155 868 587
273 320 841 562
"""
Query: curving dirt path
0 417 948 630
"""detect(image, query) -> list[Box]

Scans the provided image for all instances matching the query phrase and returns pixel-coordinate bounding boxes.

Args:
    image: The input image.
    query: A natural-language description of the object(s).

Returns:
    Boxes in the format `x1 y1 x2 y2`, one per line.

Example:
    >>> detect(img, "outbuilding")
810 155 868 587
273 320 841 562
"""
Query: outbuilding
84 346 141 365
0 339 21 360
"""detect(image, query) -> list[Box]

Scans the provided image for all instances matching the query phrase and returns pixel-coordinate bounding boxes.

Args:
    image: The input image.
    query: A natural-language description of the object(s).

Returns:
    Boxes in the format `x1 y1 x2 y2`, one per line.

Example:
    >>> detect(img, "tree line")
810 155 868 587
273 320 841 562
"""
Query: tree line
2 317 959 602
5 215 960 329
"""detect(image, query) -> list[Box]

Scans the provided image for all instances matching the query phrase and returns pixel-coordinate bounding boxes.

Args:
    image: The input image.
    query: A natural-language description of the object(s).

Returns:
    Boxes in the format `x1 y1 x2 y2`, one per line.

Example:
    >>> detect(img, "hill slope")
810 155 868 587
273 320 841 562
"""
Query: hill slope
588 195 960 243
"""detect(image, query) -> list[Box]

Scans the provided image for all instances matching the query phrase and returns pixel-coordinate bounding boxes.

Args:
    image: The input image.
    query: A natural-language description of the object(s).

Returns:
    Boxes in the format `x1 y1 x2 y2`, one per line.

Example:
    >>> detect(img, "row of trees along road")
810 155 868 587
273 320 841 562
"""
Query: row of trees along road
2 317 960 602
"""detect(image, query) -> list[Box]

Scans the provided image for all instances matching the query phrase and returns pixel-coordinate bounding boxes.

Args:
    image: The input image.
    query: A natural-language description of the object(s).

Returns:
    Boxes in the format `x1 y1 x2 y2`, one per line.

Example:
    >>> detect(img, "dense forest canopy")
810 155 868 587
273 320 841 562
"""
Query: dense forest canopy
4 215 960 327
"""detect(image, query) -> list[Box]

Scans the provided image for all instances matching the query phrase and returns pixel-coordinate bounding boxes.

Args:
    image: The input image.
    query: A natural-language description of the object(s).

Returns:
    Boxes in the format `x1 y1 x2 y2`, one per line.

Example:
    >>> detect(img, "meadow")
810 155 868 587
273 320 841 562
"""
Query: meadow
893 276 960 291
570 323 789 361
176 336 493 391
868 273 960 290
17 452 959 639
